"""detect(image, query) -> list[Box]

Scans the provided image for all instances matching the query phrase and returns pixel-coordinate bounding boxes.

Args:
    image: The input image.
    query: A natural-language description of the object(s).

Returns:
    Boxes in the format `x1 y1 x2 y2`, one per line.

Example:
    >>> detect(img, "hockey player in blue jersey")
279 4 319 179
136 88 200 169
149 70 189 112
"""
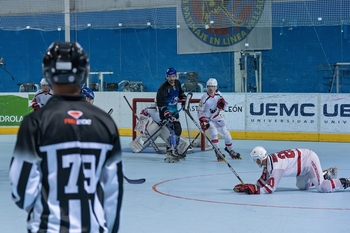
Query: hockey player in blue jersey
81 86 95 104
156 67 187 162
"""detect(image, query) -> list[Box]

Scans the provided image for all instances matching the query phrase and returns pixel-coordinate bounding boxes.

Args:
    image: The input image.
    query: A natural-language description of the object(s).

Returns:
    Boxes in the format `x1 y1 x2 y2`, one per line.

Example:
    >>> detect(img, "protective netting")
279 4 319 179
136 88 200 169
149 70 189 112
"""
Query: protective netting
0 0 350 31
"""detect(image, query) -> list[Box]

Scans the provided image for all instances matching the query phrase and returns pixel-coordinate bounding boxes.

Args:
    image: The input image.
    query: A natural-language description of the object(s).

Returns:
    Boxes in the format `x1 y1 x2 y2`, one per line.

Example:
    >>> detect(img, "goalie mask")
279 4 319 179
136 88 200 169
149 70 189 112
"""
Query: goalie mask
250 146 268 167
42 42 90 86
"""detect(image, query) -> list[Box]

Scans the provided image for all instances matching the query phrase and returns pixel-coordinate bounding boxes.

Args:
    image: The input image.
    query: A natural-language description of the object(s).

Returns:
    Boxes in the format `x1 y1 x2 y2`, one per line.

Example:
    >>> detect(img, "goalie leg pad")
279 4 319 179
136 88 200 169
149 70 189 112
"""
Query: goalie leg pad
129 128 160 153
159 127 170 143
176 137 190 155
146 122 162 136
129 134 147 152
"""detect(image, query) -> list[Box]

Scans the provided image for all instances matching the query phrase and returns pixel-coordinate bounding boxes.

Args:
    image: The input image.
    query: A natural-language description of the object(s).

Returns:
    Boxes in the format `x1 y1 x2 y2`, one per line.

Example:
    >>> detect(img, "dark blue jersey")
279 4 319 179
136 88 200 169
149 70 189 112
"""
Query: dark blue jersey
156 79 185 115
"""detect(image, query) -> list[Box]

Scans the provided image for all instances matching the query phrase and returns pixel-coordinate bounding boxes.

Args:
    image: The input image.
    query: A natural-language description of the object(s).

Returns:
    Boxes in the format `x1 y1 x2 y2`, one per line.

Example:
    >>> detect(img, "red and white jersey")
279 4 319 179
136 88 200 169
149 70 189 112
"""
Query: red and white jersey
256 148 342 194
31 89 53 109
197 91 226 121
257 148 309 194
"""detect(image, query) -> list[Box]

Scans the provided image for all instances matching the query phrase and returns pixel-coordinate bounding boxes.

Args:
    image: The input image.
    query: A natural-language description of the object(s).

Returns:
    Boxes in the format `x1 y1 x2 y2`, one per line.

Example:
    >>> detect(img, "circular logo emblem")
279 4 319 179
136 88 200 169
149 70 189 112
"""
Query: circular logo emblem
181 0 265 47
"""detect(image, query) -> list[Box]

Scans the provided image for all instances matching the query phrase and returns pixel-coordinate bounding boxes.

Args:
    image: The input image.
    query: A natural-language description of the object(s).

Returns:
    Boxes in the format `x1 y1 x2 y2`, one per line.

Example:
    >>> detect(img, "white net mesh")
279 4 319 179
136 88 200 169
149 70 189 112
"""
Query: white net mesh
0 0 349 31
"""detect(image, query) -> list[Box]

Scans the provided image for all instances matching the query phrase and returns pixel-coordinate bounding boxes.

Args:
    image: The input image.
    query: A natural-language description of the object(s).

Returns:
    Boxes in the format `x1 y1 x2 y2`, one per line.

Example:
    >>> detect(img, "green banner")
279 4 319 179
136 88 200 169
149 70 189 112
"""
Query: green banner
0 95 33 126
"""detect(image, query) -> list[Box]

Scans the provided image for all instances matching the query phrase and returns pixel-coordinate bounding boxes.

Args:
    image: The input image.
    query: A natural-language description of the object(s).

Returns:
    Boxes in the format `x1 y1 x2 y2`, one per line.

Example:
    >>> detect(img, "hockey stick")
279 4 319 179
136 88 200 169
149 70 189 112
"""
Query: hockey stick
106 108 146 184
179 108 218 157
123 175 146 184
184 112 193 154
107 108 113 115
141 107 183 147
179 131 201 156
184 93 244 184
143 130 165 154
123 96 163 154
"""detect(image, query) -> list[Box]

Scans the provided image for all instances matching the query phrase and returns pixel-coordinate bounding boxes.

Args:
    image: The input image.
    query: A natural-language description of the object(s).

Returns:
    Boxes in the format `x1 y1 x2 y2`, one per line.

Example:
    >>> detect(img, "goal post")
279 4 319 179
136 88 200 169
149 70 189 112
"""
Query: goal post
132 97 208 151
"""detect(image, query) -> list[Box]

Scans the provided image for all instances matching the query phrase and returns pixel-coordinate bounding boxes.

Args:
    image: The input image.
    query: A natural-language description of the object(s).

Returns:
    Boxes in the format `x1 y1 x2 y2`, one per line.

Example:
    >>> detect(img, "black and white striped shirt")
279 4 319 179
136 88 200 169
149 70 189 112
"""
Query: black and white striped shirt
9 95 123 233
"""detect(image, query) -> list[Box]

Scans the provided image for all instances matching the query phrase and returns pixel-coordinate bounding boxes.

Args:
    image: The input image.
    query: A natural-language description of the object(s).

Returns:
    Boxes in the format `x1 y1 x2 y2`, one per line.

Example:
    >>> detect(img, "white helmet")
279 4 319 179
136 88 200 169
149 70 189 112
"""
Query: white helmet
40 78 49 85
206 78 218 87
250 146 268 167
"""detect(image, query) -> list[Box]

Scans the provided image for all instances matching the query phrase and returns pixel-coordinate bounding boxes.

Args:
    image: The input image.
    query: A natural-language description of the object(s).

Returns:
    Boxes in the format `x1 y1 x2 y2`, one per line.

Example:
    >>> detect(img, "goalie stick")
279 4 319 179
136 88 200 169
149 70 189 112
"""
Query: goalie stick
123 96 164 154
184 93 244 184
183 108 194 154
178 131 200 157
107 107 146 184
141 106 183 147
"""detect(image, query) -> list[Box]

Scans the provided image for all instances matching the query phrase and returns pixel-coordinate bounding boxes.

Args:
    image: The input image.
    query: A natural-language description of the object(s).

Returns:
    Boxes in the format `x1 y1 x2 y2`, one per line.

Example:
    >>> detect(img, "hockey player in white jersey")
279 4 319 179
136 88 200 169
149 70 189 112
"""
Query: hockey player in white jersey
31 78 53 110
197 78 241 161
234 146 350 194
129 103 189 156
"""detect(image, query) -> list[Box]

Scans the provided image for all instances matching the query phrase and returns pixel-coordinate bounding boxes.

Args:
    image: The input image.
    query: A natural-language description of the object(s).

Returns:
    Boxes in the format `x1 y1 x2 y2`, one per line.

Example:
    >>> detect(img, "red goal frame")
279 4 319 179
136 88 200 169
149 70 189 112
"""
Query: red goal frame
132 97 206 151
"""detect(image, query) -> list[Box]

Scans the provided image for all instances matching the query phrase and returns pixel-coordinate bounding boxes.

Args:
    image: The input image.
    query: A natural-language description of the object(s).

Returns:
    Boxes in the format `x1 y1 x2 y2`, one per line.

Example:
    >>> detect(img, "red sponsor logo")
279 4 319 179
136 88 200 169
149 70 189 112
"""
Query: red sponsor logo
68 110 83 119
64 110 91 125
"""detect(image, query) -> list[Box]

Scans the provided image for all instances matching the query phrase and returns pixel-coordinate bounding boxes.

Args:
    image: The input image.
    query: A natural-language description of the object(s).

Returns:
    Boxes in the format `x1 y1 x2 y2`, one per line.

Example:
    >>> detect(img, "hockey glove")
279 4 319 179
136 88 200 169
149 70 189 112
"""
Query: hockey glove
217 98 226 110
180 98 186 109
164 110 172 121
199 116 210 131
233 184 245 193
242 184 260 194
140 109 149 117
32 102 40 111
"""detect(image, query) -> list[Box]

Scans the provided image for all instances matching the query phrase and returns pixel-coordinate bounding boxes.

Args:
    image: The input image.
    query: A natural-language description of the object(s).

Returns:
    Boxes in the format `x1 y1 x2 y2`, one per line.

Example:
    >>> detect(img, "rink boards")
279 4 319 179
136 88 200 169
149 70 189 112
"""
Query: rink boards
1 92 349 142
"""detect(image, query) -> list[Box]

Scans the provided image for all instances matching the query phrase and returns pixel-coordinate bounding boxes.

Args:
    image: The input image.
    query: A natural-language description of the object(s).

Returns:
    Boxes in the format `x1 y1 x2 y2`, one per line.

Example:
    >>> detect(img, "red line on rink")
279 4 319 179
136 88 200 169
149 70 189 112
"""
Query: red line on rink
152 173 350 211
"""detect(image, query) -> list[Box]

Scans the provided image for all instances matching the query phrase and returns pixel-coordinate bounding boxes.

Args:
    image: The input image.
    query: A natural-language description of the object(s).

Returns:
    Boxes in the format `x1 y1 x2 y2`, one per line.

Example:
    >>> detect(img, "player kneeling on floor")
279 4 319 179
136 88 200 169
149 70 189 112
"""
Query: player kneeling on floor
234 146 349 194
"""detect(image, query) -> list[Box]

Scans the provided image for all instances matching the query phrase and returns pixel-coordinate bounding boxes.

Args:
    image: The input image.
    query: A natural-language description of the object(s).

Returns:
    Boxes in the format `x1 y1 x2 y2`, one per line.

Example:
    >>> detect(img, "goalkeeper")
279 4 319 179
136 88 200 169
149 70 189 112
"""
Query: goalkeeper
129 102 189 155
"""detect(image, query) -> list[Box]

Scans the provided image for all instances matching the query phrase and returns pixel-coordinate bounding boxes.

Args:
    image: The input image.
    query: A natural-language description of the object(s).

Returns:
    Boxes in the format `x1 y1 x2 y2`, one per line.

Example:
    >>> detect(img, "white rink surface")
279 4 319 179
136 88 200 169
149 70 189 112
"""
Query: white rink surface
1 135 350 233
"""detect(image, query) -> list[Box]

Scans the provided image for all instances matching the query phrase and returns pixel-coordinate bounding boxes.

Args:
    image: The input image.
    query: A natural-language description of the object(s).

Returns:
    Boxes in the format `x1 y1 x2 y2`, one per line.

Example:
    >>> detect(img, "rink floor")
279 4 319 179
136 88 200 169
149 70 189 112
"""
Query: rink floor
1 135 349 233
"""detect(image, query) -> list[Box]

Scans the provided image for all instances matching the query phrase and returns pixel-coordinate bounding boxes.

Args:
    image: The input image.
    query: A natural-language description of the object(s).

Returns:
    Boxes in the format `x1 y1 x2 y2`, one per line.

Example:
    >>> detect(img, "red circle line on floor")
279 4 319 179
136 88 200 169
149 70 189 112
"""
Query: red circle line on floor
152 173 350 211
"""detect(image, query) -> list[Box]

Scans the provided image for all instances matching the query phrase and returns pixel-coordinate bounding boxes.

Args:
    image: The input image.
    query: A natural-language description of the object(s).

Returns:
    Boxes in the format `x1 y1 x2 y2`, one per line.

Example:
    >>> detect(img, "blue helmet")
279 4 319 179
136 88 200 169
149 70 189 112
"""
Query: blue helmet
81 87 95 103
166 67 176 76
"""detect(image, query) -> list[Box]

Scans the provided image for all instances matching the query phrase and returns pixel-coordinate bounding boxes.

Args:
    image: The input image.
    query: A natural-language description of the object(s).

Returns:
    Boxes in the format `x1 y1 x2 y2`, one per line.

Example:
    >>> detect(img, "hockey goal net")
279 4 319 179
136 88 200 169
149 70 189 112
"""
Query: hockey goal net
131 97 210 151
